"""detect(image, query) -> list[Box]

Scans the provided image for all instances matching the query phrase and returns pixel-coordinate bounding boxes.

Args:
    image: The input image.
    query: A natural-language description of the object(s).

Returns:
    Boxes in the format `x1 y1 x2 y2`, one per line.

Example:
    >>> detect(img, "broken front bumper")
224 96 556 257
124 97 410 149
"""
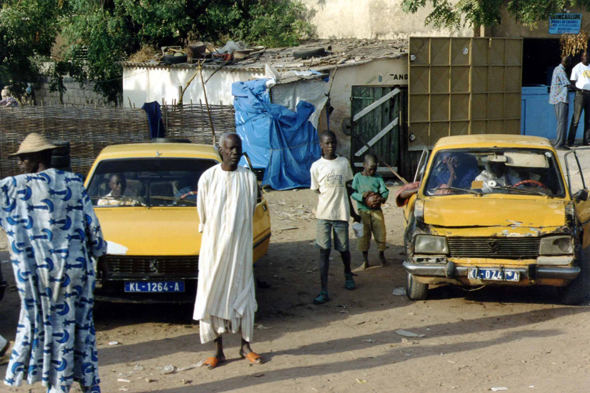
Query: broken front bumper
403 258 580 282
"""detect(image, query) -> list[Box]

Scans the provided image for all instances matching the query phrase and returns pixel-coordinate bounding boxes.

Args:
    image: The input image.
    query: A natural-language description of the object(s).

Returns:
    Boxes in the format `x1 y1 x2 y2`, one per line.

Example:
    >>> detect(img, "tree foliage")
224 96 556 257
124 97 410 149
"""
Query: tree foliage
0 0 62 95
1 0 314 103
402 0 590 30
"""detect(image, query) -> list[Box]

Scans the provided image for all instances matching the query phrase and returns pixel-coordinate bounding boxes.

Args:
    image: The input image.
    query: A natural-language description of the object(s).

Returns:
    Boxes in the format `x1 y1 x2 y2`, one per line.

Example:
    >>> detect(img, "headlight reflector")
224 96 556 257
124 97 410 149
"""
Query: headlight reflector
414 235 448 254
539 236 574 255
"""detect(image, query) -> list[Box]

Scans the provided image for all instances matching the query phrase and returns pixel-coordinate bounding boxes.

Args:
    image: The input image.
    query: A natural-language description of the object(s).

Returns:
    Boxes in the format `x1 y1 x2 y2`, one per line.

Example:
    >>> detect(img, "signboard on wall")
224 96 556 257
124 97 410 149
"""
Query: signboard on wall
549 13 582 34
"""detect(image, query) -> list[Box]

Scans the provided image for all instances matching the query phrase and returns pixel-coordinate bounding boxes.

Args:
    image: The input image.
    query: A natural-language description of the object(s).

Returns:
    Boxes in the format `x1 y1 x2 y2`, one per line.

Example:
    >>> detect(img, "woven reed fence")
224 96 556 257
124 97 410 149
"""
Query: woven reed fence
0 103 235 178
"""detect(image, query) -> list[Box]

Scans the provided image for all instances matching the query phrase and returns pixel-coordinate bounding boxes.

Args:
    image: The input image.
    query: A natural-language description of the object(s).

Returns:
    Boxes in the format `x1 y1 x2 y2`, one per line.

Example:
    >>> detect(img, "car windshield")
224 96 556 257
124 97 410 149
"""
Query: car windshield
423 148 565 198
87 158 217 207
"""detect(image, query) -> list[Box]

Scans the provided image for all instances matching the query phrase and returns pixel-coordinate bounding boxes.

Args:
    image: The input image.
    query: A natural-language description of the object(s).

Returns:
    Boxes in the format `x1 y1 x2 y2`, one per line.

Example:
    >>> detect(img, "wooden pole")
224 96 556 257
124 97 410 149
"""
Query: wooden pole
199 65 216 145
354 135 408 184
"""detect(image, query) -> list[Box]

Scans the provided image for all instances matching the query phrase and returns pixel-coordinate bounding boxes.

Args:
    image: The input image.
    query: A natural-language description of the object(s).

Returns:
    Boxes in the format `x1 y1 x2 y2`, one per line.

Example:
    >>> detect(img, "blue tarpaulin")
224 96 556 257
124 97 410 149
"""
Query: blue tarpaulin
232 79 322 190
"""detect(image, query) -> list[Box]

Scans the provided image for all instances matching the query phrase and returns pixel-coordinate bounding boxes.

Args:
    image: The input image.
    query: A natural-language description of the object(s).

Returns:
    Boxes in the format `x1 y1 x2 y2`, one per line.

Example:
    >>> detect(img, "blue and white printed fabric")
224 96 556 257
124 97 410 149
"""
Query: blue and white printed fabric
1 169 106 393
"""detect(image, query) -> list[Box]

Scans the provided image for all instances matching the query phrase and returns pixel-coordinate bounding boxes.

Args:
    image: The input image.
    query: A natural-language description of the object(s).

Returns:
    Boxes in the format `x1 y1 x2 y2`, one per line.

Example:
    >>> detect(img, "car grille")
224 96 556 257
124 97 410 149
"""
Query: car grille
447 237 540 259
106 256 199 275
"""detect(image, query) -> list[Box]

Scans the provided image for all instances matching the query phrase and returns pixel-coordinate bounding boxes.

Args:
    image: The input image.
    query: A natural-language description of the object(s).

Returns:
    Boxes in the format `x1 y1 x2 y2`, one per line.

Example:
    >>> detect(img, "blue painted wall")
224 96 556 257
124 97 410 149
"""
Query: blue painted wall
521 86 585 141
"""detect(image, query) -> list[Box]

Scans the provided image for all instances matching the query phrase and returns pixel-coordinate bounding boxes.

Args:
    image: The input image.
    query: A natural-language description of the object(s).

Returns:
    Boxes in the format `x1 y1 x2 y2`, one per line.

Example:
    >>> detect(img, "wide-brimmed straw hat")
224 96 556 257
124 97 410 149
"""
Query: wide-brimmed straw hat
8 133 57 158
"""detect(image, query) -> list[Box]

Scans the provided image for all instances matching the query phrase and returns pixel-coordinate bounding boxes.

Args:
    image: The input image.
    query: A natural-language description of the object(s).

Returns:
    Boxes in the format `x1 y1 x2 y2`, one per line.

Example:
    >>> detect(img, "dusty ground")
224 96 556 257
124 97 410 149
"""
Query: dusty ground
3 150 590 392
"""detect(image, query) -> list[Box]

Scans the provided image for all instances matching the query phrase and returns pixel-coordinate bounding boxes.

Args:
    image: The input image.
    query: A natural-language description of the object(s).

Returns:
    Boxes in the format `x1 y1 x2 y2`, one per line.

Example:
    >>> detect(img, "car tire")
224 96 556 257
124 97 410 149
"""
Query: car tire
406 273 428 300
560 247 588 305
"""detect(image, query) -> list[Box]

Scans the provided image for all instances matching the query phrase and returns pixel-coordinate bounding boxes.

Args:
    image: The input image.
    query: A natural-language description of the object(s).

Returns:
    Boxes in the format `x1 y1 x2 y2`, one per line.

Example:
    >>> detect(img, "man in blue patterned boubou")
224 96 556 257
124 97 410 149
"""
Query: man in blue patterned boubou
2 133 107 393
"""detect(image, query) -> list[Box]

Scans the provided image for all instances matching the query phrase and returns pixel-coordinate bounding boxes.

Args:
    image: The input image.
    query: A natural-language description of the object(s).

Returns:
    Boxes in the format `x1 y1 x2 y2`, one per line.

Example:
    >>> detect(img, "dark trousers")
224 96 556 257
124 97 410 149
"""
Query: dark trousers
568 90 590 145
554 102 569 147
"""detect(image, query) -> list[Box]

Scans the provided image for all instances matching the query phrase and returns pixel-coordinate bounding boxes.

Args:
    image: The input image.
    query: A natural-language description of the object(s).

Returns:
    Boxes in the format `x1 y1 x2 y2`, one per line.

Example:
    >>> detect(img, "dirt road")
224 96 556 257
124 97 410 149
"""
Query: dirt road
3 158 590 392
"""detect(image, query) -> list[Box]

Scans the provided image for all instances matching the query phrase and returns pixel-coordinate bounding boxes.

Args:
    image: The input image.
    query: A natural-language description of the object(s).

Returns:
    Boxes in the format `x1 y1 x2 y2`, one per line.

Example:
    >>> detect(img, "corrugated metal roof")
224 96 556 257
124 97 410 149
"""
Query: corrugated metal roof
122 39 408 76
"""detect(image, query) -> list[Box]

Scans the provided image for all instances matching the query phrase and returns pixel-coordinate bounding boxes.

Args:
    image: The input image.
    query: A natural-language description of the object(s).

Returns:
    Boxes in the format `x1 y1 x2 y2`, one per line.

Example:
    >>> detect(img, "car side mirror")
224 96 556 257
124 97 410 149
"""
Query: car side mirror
577 189 589 202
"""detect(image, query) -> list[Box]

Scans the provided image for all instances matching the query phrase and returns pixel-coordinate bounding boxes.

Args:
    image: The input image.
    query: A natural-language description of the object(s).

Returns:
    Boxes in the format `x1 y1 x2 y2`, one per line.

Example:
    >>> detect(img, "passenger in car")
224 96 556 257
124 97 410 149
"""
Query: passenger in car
428 153 479 193
175 174 199 200
474 161 512 193
97 173 137 206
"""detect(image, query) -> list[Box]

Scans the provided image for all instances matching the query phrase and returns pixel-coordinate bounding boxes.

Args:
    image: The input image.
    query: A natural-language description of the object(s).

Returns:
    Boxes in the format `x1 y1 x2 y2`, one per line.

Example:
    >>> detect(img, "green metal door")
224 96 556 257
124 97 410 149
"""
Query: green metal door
350 86 402 174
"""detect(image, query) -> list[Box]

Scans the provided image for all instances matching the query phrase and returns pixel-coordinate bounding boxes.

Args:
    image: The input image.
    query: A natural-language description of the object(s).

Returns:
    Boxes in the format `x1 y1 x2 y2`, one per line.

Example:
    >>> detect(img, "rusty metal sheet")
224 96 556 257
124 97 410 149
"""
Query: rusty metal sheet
408 37 523 150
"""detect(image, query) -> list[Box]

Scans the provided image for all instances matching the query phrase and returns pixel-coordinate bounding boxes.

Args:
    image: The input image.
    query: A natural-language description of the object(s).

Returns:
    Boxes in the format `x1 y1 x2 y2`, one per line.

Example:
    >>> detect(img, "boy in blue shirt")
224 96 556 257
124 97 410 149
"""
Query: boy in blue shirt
351 154 389 269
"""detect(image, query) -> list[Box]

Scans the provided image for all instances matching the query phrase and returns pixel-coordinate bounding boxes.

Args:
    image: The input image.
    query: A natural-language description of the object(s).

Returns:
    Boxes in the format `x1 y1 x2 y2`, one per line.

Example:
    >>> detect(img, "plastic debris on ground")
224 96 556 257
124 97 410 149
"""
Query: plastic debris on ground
161 365 176 375
395 329 425 338
392 287 406 296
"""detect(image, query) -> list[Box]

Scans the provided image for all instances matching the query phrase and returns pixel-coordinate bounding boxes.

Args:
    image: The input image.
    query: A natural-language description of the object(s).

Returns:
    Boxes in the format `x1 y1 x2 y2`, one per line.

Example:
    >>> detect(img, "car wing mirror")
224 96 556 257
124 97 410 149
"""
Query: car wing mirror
577 188 589 202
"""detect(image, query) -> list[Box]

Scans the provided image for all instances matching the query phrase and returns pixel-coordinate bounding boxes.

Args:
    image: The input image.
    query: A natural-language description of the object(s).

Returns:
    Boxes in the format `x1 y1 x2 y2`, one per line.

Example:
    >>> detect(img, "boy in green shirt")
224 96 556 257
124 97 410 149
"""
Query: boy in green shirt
351 154 389 269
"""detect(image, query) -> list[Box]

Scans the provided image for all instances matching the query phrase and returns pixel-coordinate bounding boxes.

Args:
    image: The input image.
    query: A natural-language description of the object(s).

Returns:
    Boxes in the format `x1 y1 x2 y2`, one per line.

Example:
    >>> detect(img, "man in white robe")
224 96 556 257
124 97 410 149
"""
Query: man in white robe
193 133 263 369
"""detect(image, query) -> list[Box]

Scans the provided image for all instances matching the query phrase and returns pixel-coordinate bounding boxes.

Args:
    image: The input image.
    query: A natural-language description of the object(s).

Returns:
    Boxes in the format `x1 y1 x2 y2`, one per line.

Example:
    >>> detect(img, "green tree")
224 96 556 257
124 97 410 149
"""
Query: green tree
1 0 313 103
57 0 313 103
402 0 590 30
0 0 62 95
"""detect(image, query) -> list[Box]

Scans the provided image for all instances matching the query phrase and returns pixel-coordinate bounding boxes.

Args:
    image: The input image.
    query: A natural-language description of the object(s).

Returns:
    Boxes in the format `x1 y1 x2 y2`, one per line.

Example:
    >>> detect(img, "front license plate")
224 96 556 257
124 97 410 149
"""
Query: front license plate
124 281 185 293
467 268 520 282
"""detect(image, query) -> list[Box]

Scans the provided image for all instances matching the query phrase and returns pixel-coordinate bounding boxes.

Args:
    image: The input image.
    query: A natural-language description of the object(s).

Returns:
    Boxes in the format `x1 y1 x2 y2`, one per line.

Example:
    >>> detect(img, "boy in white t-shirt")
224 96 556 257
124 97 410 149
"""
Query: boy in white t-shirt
568 51 590 146
310 131 361 305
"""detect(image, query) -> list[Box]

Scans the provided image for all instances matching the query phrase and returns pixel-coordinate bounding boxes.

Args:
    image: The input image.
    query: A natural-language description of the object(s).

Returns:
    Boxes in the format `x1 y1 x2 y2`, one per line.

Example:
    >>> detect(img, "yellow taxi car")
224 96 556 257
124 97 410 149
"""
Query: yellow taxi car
84 141 271 302
403 134 590 304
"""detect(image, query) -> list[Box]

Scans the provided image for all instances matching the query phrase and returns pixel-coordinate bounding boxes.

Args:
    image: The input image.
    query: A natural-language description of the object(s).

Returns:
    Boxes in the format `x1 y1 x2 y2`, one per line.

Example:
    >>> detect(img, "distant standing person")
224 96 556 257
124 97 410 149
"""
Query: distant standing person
568 51 590 146
310 131 361 305
550 56 571 148
351 154 389 269
193 133 263 369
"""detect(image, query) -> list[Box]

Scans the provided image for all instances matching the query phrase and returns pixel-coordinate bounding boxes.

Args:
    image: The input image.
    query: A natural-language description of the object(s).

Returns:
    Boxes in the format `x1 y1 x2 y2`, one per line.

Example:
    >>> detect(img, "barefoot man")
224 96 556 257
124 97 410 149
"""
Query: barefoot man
193 133 263 369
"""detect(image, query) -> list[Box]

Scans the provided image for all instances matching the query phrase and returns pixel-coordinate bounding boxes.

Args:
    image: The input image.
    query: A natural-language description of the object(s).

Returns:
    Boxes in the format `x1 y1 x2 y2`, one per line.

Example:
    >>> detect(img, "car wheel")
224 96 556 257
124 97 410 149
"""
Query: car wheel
560 248 588 305
406 273 428 300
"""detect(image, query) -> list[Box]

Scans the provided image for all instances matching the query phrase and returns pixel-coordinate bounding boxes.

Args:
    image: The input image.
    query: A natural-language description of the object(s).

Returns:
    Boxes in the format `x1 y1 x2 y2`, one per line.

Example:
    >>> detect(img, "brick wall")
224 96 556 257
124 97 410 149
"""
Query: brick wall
35 76 109 106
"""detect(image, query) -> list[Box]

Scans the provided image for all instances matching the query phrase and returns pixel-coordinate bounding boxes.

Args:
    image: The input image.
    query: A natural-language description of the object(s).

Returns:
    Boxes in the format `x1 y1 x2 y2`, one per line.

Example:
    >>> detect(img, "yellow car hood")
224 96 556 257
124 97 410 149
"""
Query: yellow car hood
423 197 567 228
95 207 200 256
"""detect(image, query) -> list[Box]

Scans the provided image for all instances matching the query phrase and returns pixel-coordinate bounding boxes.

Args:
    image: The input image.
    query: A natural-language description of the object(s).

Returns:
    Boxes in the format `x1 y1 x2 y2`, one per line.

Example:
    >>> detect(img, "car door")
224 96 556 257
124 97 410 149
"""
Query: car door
243 153 272 262
564 151 590 248
404 148 429 220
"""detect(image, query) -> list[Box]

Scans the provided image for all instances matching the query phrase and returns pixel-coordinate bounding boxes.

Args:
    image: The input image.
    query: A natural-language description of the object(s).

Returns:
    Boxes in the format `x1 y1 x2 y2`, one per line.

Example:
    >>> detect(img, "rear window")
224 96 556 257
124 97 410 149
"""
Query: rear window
87 158 217 207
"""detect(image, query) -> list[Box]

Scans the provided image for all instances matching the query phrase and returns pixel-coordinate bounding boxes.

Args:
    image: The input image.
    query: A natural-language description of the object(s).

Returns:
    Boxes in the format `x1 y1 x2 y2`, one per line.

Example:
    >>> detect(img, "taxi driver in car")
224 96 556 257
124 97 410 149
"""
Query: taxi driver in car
97 173 138 206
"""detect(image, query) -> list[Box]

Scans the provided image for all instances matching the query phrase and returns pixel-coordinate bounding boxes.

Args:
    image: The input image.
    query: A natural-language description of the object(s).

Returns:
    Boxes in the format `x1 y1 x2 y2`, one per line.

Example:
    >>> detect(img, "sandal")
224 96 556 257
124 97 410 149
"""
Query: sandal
345 274 356 290
202 356 222 370
240 350 264 364
313 291 330 304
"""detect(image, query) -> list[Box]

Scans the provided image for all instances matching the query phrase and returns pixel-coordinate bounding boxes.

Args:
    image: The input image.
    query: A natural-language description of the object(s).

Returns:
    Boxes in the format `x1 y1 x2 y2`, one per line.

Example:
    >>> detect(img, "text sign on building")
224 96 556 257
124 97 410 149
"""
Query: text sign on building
549 13 582 34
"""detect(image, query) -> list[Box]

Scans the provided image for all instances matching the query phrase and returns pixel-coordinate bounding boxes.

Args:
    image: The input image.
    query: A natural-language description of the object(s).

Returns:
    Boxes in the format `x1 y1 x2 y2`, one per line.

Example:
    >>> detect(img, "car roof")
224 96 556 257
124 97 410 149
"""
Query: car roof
433 134 553 150
96 143 221 161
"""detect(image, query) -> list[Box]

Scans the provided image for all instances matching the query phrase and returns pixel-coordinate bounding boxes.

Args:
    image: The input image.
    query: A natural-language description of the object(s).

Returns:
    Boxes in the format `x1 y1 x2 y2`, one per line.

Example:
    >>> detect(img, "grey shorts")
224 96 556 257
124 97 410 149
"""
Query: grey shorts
316 219 349 252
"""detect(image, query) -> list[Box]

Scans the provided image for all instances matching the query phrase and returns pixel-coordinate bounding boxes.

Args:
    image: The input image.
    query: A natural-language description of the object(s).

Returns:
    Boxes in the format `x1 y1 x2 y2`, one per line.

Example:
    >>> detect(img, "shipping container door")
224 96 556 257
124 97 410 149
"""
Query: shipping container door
350 86 403 174
408 37 523 150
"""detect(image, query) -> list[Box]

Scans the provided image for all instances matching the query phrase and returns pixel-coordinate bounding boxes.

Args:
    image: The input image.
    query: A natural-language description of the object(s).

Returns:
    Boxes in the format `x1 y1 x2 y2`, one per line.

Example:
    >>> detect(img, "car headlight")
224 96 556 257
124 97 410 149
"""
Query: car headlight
539 236 574 255
414 235 449 254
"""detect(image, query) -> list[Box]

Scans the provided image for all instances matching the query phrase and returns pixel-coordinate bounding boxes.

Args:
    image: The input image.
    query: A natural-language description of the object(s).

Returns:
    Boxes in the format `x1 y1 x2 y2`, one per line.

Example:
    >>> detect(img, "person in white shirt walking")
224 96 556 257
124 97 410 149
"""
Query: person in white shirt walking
568 52 590 146
550 56 572 148
310 131 361 305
